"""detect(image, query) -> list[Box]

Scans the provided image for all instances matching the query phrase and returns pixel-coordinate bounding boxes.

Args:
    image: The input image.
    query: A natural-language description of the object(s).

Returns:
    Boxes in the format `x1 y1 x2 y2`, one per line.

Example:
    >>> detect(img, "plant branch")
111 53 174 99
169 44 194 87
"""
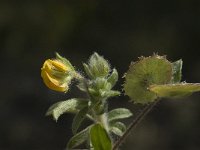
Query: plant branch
113 100 159 150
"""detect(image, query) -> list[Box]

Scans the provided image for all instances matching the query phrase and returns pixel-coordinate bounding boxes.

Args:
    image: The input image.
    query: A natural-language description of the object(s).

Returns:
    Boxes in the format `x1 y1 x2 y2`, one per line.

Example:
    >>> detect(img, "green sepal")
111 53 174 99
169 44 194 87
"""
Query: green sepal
124 55 172 104
46 98 88 121
83 63 93 79
107 68 118 88
90 124 112 150
72 106 89 134
108 108 133 122
55 52 75 70
77 81 87 92
67 126 90 149
171 59 183 83
51 69 69 80
149 83 200 98
109 122 126 137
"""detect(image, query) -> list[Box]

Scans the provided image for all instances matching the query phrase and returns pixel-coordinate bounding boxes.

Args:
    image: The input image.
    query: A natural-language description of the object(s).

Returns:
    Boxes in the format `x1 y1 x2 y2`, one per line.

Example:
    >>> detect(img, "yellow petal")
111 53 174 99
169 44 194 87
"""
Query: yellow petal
42 59 53 74
51 59 68 72
41 70 68 92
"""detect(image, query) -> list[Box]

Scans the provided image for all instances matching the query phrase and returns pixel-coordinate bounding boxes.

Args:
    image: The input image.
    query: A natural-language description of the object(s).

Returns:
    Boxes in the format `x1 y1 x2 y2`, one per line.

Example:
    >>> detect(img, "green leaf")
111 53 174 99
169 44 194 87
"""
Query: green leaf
149 83 200 98
110 122 126 137
46 98 88 121
72 106 89 134
100 90 120 98
124 55 172 104
90 124 112 150
171 59 183 83
108 108 132 122
107 68 118 88
67 126 90 149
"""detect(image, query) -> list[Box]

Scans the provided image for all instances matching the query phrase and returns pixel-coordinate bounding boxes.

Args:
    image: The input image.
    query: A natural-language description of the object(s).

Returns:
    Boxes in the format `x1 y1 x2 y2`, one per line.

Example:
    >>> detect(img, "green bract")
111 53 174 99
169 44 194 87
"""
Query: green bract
124 55 172 104
171 59 183 83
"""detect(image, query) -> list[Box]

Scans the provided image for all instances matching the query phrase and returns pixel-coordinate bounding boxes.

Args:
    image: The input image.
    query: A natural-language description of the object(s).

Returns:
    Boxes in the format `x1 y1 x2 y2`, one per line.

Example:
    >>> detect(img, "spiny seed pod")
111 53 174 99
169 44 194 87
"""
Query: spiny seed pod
123 55 173 104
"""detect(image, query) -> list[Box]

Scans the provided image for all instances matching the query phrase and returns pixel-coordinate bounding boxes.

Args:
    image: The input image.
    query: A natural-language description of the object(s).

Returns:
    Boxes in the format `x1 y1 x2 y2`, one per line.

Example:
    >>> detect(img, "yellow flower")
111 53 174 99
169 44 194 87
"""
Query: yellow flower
41 59 72 92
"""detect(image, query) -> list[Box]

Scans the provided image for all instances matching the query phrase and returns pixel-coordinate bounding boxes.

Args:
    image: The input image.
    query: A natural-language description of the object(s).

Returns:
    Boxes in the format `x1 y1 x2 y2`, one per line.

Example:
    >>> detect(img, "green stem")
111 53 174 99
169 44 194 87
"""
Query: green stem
113 100 159 150
96 112 109 131
89 102 110 149
79 74 111 149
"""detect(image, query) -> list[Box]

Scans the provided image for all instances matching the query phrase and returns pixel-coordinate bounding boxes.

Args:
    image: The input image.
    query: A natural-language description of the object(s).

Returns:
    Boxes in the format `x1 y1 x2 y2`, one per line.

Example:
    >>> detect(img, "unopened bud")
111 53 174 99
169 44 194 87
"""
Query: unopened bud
41 53 75 92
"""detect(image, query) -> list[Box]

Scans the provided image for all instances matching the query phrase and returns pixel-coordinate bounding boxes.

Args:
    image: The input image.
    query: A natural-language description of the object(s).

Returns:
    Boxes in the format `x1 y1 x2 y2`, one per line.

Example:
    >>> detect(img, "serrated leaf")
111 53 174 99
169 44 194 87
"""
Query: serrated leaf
149 83 200 98
90 124 112 150
72 106 89 134
46 98 88 121
108 108 132 122
124 55 172 104
67 126 90 149
110 122 126 137
107 68 118 88
171 59 182 83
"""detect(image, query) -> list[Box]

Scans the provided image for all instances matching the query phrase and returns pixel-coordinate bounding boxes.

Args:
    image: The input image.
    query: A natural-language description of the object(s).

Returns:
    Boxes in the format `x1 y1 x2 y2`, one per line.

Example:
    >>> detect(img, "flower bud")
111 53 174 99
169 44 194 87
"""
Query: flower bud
41 54 74 92
83 52 111 79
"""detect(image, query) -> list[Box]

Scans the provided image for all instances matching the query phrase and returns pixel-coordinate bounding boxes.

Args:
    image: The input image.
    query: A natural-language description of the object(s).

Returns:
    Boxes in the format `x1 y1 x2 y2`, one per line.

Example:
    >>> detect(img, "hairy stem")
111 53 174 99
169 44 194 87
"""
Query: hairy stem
113 100 159 150
96 113 109 131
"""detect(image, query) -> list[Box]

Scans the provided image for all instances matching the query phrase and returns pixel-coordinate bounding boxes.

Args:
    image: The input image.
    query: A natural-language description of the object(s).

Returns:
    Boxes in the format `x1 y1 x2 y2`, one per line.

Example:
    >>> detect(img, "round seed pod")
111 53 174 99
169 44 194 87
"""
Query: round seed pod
124 55 172 104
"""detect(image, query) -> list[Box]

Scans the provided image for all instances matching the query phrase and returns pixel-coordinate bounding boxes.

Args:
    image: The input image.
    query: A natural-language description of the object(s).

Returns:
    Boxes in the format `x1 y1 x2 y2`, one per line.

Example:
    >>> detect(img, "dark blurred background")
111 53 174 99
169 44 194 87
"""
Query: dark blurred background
1 1 200 150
